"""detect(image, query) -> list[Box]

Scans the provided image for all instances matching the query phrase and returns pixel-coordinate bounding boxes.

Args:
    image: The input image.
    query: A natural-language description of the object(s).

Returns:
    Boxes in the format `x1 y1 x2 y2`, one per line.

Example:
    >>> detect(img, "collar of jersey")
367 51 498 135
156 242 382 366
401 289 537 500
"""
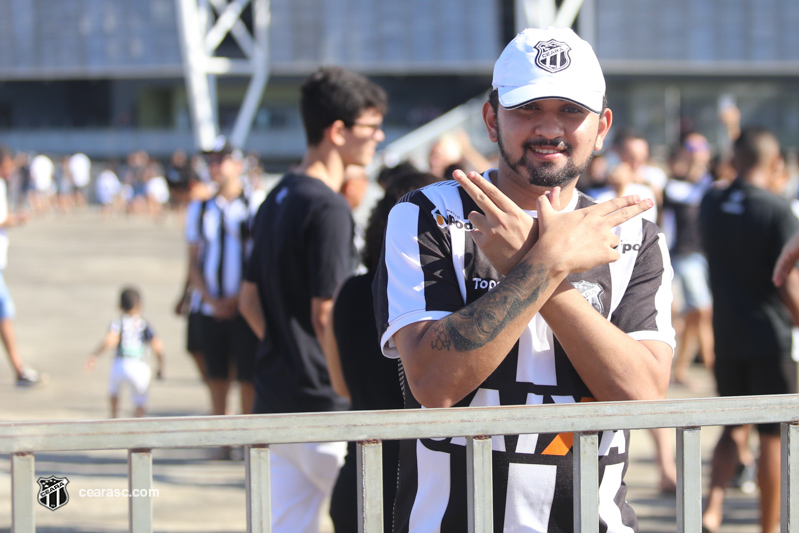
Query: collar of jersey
481 169 579 218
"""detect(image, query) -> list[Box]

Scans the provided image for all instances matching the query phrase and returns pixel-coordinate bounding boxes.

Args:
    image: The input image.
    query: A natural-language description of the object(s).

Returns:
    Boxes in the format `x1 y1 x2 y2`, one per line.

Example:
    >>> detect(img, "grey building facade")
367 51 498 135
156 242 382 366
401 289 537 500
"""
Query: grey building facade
0 0 798 167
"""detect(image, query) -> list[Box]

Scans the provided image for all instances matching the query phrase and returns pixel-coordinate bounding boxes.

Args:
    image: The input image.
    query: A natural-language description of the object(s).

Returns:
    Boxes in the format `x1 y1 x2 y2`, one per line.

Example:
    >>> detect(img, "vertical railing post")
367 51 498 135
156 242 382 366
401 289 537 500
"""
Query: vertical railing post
246 444 272 533
11 452 35 533
467 435 493 533
782 422 799 533
676 427 702 532
357 439 384 533
128 448 153 533
574 432 598 533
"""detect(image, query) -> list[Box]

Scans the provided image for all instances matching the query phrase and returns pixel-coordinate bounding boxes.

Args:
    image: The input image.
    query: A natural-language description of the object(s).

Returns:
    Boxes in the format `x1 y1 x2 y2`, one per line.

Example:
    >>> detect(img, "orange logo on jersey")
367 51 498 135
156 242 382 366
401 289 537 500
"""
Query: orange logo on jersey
431 208 474 231
431 208 446 228
541 397 595 456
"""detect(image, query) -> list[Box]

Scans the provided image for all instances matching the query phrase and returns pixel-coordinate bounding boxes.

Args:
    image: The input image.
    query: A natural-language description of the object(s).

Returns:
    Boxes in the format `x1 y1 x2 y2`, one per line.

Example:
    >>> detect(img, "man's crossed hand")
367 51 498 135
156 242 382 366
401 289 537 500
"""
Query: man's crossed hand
452 169 654 277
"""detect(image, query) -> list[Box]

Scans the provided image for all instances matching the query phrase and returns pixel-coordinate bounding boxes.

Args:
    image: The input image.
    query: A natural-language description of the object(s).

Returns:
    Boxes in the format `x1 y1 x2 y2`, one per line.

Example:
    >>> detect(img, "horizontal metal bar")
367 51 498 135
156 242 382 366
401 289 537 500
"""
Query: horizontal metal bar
0 395 796 454
203 57 256 75
601 59 799 77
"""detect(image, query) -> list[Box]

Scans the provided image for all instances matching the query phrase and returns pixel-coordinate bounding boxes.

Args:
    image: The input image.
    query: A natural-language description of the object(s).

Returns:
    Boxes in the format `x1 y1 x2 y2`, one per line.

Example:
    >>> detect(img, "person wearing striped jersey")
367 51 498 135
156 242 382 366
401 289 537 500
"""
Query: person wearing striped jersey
185 141 261 425
374 27 675 532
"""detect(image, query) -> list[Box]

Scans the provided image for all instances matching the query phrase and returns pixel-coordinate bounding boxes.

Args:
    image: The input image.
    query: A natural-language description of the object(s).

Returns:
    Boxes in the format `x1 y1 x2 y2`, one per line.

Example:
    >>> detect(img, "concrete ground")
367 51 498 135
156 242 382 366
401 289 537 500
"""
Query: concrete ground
0 207 763 532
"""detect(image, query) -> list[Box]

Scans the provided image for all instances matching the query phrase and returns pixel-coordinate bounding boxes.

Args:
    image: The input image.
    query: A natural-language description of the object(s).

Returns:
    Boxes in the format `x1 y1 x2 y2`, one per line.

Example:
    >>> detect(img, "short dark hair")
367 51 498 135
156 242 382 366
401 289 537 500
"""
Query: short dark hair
300 66 388 146
119 287 141 312
733 127 779 175
376 160 420 190
488 89 608 115
613 126 646 147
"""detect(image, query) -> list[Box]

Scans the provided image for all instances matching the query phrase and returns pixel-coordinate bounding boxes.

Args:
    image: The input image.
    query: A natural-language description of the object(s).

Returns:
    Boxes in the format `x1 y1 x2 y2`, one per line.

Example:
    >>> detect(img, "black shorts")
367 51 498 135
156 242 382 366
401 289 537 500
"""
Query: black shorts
187 312 204 354
714 356 798 435
200 314 257 382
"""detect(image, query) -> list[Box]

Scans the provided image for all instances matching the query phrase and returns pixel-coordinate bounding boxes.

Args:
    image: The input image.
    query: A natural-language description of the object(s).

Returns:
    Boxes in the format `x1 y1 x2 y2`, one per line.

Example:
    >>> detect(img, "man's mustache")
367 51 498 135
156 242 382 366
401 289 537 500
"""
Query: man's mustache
523 139 571 153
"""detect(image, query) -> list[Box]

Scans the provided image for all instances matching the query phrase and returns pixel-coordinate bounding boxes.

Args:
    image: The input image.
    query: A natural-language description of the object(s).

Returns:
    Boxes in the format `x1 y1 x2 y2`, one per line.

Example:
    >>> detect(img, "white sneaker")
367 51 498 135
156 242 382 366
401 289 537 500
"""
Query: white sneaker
16 367 46 388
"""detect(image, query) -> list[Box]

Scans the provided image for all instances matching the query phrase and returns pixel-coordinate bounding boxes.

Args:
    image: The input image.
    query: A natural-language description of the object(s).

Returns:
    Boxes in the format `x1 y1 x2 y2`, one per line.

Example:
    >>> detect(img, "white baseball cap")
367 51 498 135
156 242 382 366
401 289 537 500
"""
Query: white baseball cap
492 27 605 114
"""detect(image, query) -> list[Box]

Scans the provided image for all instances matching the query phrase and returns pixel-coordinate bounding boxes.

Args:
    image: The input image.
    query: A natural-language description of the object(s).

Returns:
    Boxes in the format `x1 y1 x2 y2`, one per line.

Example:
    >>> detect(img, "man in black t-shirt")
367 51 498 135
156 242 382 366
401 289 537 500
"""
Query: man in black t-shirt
700 128 799 533
239 66 388 533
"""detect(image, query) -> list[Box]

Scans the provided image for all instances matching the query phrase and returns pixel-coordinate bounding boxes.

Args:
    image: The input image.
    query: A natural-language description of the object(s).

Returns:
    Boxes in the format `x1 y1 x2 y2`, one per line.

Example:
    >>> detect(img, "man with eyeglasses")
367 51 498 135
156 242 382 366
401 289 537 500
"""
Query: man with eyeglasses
239 66 387 533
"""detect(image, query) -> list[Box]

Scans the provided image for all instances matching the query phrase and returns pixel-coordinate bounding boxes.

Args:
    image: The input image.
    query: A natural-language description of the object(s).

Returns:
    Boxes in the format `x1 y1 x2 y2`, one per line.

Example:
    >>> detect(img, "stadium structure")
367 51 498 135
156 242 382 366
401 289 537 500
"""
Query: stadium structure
1 0 798 171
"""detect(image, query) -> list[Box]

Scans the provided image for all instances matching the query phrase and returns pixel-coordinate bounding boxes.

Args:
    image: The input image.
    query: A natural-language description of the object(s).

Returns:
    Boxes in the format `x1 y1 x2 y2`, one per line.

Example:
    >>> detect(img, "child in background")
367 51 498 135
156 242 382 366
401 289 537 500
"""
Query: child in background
85 287 164 418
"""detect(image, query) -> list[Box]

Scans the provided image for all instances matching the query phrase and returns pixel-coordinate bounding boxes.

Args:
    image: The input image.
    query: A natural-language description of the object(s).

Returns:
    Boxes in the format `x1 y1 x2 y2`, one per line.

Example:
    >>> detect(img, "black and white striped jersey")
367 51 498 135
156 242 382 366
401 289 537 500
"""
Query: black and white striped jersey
185 193 260 316
373 174 675 533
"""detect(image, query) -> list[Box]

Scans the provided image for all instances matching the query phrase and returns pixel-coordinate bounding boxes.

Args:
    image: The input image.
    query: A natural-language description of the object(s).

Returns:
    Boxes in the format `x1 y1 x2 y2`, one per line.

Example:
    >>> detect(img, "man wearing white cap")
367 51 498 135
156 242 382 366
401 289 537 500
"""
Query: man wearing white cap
374 28 675 531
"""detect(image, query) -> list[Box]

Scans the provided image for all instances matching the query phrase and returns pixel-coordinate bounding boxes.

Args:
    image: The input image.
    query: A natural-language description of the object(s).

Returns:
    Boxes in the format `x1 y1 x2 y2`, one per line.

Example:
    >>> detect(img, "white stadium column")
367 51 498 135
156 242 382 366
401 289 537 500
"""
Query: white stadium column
175 0 271 151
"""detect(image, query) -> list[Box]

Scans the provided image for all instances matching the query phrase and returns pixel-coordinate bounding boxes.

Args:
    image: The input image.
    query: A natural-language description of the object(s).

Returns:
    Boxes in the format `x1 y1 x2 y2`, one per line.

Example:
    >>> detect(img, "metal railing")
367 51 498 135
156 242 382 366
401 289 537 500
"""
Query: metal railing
2 394 799 533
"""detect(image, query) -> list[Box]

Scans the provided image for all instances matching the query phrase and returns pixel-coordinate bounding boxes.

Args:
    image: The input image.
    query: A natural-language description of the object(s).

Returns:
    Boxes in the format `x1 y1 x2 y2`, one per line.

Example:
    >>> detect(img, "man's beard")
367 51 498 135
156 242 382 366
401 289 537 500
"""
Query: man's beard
497 129 593 188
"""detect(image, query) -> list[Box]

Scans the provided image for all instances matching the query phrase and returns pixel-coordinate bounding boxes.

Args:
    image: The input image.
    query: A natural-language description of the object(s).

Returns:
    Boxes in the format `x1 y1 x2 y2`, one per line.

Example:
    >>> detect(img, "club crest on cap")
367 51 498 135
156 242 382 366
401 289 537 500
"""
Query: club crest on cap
534 39 572 73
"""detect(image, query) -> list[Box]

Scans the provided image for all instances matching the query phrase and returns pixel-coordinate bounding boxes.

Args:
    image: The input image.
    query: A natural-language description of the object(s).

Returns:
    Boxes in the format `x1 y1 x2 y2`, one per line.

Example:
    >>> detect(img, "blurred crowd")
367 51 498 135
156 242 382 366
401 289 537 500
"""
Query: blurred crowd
2 147 272 221
3 88 798 531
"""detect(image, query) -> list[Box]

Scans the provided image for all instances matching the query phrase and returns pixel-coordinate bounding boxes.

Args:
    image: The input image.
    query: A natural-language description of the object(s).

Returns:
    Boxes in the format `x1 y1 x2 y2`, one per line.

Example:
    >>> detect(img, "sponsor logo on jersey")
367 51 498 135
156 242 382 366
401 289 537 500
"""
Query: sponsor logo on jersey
619 241 642 254
572 279 604 314
535 39 572 73
432 208 447 228
472 277 499 290
721 190 745 215
432 208 474 231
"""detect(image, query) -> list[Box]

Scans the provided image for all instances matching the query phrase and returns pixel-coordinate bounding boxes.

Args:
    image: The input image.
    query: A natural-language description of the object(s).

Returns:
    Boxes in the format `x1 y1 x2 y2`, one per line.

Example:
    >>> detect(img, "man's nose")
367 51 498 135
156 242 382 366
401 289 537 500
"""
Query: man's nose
533 114 565 140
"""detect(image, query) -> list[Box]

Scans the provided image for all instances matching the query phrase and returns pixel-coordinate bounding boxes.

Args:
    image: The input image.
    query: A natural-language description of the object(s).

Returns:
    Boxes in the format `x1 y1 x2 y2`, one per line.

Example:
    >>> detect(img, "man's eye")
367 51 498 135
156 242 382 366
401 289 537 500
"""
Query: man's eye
564 106 587 114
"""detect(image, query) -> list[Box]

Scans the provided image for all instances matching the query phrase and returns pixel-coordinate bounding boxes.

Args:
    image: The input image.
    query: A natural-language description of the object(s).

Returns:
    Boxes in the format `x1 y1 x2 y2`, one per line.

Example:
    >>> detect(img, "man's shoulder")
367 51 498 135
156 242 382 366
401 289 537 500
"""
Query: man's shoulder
747 183 791 207
396 179 460 205
266 172 342 206
698 180 731 208
391 180 470 223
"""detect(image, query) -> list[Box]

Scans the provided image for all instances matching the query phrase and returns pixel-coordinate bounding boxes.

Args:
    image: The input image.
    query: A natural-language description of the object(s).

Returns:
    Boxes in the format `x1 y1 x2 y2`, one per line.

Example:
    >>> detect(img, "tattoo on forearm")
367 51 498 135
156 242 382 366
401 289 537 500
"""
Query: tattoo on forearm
430 323 452 351
430 262 549 352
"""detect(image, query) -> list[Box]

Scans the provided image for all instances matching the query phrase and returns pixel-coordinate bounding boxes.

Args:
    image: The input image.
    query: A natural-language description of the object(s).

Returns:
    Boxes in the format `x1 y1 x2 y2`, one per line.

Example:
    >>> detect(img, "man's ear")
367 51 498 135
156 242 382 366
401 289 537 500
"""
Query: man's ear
328 120 348 147
483 101 499 143
595 108 613 151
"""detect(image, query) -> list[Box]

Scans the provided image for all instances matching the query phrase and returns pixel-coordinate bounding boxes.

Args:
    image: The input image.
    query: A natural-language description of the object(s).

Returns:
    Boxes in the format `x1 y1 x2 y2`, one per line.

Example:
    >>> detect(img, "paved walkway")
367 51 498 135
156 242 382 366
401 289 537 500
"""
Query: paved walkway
0 208 762 532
